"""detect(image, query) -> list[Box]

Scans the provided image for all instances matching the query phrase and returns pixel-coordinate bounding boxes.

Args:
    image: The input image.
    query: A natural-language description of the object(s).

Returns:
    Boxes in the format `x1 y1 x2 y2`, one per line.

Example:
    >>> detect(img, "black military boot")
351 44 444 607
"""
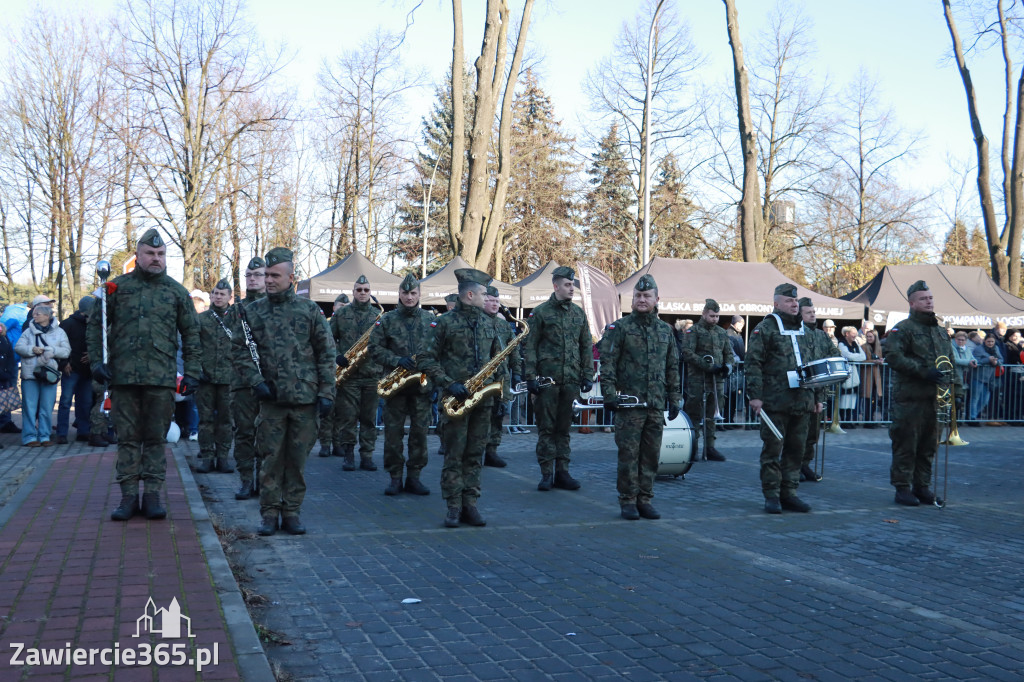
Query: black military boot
483 447 507 468
637 502 661 519
318 444 332 458
894 487 920 506
384 477 403 496
359 457 378 472
780 495 811 513
280 516 306 535
444 506 461 528
404 477 430 496
341 444 356 471
764 497 782 514
141 492 166 520
88 433 108 448
110 494 139 521
460 505 486 527
537 471 554 491
800 464 821 482
620 503 640 520
258 515 278 536
235 482 255 500
194 458 214 474
553 470 581 491
705 444 726 461
331 444 344 457
216 456 234 474
912 486 936 505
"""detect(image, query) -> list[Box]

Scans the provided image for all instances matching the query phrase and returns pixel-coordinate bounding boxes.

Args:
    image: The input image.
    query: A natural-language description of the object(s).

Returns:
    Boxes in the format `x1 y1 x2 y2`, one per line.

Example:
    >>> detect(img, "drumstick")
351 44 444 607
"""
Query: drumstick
759 410 783 440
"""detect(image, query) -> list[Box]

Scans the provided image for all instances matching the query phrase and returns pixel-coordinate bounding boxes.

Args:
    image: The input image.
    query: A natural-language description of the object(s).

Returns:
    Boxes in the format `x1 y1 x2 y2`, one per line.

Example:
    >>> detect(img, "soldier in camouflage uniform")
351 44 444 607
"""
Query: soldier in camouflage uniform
680 298 735 462
370 274 434 496
195 279 236 474
745 283 824 514
884 280 952 506
421 268 505 528
333 275 382 471
799 297 840 483
483 285 522 469
317 293 349 458
234 247 336 536
435 293 460 456
87 228 201 521
224 257 266 499
523 266 591 490
600 274 681 521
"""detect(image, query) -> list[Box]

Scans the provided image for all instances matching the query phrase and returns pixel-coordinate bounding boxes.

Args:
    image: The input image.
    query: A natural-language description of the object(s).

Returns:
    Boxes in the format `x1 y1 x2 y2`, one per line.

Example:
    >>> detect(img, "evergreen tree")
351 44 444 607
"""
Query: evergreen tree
941 220 971 266
583 123 637 282
969 227 991 275
649 152 700 260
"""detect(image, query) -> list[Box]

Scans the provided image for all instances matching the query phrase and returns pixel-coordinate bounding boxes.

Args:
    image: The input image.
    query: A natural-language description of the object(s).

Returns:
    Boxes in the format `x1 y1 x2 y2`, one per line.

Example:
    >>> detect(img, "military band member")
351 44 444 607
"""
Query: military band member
195 279 235 474
680 298 735 461
798 297 838 483
225 257 266 499
523 266 591 490
333 275 382 471
370 273 434 496
318 293 349 458
483 285 522 468
745 283 823 514
421 268 505 528
884 280 951 506
235 247 335 536
88 228 201 521
600 274 681 521
435 293 460 457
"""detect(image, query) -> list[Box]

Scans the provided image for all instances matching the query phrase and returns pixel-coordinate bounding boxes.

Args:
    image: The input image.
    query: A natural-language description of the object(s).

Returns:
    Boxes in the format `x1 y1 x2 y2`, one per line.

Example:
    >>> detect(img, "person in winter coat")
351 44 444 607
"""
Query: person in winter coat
15 296 71 446
0 321 18 437
56 296 96 443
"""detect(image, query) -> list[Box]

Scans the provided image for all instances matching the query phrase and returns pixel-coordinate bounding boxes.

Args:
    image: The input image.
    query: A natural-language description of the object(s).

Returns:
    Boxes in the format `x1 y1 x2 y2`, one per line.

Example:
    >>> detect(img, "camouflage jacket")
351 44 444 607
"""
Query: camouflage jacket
197 305 235 385
884 310 957 402
86 268 200 388
805 324 840 362
420 300 505 392
599 311 681 410
332 299 382 382
369 303 436 393
224 291 265 390
680 319 735 394
233 285 336 405
523 293 591 385
745 310 818 413
488 311 524 400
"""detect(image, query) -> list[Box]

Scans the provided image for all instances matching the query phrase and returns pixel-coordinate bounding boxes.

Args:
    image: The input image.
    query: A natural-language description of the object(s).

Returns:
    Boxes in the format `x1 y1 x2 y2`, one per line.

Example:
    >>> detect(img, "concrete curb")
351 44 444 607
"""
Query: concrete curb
172 445 276 682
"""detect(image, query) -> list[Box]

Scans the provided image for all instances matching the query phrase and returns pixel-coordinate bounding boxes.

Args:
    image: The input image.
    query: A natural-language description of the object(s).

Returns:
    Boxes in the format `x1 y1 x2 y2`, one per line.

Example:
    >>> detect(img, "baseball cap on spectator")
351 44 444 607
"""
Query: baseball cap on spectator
822 319 836 329
190 289 210 306
30 295 56 310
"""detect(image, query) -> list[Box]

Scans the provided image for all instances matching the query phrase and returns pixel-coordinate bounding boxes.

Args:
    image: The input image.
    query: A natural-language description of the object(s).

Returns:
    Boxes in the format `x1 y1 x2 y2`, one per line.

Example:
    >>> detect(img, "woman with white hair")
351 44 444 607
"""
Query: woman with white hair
15 296 70 446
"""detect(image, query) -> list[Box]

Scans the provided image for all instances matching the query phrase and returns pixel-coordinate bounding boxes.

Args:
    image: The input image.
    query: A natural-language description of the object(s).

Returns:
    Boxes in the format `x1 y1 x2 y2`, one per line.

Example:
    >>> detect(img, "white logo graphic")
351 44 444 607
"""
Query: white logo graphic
134 597 194 639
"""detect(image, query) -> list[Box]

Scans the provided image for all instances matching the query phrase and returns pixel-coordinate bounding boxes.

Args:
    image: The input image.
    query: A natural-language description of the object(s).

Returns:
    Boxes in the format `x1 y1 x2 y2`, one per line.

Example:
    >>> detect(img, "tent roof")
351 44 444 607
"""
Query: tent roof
513 260 582 306
296 251 403 304
841 264 1024 328
616 257 865 319
420 256 519 306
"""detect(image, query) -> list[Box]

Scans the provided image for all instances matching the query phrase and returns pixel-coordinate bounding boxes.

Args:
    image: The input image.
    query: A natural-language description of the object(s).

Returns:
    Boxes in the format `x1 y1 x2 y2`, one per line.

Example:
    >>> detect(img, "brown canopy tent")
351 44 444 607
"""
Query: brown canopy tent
419 255 519 307
296 251 403 304
841 264 1024 330
513 260 582 307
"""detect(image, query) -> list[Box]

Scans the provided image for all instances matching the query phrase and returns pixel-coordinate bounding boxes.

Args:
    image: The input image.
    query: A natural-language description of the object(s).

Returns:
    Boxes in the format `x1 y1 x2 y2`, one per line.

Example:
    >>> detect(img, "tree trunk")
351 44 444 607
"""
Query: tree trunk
448 0 466 254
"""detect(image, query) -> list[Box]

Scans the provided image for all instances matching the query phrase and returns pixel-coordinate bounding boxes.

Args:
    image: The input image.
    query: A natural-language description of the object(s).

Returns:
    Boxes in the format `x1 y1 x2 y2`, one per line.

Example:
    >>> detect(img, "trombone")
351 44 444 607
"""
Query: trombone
812 385 835 480
933 355 957 508
699 355 724 461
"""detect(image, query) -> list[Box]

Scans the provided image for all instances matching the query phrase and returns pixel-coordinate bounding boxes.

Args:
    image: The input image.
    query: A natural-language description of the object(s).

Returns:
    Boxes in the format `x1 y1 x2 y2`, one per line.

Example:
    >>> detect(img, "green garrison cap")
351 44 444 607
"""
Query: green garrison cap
907 280 929 297
137 228 164 249
454 268 492 287
704 298 720 312
214 278 231 291
485 285 500 297
355 274 369 285
444 293 459 304
552 265 575 281
264 247 293 267
798 296 813 309
246 257 266 271
774 283 798 298
634 274 657 291
399 273 419 292
335 293 349 304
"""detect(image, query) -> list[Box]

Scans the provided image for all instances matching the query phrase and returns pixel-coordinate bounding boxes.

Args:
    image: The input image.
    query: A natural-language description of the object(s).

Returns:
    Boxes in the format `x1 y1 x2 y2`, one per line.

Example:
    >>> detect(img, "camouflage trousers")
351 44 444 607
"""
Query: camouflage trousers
316 398 338 450
110 385 176 495
337 380 379 457
614 408 664 505
684 377 725 452
197 383 233 461
382 392 431 478
440 398 492 506
232 387 260 486
257 402 318 518
758 408 810 499
90 380 114 437
534 383 577 473
888 398 937 489
487 401 504 451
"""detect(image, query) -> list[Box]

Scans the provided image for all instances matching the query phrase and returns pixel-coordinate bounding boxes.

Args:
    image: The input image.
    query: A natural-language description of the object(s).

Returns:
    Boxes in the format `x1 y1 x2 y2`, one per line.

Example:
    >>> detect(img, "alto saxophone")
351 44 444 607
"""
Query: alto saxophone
335 296 385 385
378 355 428 398
442 311 529 419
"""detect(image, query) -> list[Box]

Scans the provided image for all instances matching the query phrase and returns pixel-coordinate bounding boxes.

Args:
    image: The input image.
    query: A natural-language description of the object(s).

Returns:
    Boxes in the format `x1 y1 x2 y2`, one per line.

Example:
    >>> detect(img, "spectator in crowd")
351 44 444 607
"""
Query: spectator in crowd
15 296 71 447
184 289 208 441
822 319 839 348
969 333 1005 425
726 315 746 425
55 296 96 444
861 328 885 426
967 330 983 352
0 322 17 438
856 320 872 345
950 330 976 421
837 325 867 425
1001 329 1024 422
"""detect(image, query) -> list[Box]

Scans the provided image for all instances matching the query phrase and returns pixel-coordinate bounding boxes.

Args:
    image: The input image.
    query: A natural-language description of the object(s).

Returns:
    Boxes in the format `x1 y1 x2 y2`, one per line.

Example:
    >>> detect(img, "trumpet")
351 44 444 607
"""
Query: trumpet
933 355 956 508
572 394 647 414
511 376 554 395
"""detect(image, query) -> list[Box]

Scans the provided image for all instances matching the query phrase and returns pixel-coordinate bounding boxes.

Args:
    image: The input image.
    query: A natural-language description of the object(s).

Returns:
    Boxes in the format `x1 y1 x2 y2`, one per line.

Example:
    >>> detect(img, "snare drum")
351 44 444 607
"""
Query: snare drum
658 411 696 476
797 358 850 387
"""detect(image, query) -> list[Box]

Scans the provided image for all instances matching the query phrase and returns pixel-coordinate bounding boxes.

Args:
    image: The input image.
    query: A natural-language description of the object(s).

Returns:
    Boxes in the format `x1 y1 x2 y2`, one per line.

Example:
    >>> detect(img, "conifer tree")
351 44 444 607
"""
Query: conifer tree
583 124 638 282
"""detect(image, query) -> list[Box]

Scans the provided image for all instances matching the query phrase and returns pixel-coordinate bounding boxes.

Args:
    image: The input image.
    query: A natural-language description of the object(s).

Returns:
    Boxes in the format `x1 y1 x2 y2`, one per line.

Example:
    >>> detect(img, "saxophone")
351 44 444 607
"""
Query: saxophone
377 355 428 398
335 296 385 385
442 311 528 419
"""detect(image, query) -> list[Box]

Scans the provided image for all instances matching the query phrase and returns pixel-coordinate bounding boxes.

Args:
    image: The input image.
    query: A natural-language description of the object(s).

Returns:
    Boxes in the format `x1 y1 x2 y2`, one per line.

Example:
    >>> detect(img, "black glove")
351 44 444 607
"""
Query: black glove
179 375 199 397
494 401 508 417
926 369 946 384
668 403 680 421
253 382 276 401
318 397 333 418
397 356 416 371
336 354 349 368
604 395 620 412
527 379 540 395
717 364 732 377
447 382 470 400
580 379 594 393
711 364 723 375
512 374 522 387
91 362 111 383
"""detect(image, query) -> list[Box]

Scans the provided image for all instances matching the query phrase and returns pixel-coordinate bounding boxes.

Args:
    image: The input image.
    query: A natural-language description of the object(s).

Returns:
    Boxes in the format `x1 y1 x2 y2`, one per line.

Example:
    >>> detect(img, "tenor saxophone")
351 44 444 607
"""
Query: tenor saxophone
335 296 384 385
442 312 529 419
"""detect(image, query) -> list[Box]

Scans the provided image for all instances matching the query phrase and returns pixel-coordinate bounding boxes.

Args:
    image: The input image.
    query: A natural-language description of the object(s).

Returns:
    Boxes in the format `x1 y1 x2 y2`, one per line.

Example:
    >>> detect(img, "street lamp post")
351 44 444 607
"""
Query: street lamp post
642 0 667 265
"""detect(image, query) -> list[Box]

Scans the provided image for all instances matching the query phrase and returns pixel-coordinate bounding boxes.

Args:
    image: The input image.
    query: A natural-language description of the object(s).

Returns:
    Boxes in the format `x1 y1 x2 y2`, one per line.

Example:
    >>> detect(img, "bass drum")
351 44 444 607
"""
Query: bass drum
658 411 696 477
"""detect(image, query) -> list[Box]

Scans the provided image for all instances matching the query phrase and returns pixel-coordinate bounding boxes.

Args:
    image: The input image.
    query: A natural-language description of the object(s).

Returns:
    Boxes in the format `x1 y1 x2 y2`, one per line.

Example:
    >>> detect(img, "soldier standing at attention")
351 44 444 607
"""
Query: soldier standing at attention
195 279 235 474
370 274 434 496
798 297 838 483
333 275 382 471
745 283 823 514
88 228 201 521
318 293 349 458
482 285 522 468
235 247 335 536
600 274 680 521
884 280 950 506
421 268 504 528
225 257 266 500
680 298 735 461
523 266 591 491
435 293 460 457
